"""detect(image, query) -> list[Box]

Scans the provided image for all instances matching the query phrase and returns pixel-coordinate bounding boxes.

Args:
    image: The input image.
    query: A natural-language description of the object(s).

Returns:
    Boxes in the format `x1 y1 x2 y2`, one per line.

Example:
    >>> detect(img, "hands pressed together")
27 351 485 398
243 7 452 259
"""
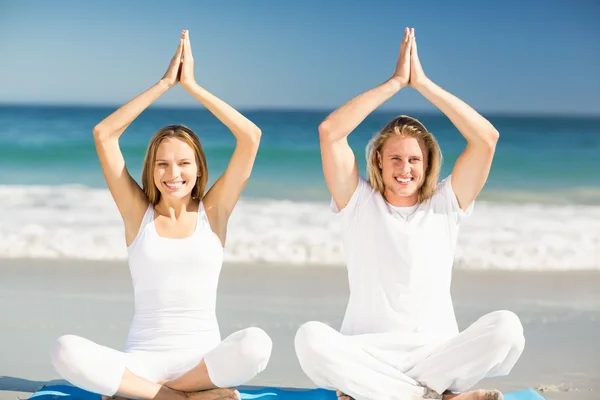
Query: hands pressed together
391 27 429 90
162 30 196 90
162 27 427 93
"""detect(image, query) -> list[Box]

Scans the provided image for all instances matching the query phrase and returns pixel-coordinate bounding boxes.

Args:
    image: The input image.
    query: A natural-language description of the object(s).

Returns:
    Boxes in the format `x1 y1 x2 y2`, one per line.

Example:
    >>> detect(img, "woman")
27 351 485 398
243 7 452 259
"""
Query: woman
51 30 270 400
294 28 524 400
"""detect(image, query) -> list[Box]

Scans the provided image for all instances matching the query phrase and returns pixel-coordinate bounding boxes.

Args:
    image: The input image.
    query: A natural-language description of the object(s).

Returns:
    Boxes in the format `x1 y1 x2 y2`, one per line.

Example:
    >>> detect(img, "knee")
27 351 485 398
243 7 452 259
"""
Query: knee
51 335 82 376
294 321 331 363
204 328 272 388
237 327 272 367
488 310 525 351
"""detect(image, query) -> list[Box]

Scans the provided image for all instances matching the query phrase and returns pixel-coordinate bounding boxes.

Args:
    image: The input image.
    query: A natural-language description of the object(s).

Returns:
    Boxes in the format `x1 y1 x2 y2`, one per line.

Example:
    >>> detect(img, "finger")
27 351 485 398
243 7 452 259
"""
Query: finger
176 38 183 57
400 27 409 54
185 29 193 56
181 30 188 57
172 40 183 66
412 36 418 58
404 34 412 59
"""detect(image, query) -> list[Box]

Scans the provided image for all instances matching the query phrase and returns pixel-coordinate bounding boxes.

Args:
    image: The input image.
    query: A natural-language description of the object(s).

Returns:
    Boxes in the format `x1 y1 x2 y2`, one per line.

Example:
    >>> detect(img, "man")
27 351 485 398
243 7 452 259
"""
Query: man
294 27 524 400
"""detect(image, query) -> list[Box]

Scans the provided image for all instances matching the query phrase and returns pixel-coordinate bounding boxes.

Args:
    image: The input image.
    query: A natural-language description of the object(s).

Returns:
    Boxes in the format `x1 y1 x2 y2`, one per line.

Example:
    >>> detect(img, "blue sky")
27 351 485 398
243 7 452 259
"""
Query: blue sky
1 0 598 114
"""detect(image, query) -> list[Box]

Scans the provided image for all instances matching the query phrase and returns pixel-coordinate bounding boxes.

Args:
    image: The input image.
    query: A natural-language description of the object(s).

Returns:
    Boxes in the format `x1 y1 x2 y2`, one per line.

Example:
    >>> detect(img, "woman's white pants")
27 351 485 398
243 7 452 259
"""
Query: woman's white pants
51 327 272 396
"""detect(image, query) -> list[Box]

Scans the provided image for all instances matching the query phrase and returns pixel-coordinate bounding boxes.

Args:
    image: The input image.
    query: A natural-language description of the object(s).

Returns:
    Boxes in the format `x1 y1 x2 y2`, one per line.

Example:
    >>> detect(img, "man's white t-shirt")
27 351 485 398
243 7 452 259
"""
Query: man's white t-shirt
332 175 473 341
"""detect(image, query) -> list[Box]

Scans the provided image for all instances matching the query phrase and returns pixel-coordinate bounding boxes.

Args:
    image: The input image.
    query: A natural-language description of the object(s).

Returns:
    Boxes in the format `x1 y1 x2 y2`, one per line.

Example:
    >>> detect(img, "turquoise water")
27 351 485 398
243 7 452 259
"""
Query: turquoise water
1 105 599 203
1 105 599 267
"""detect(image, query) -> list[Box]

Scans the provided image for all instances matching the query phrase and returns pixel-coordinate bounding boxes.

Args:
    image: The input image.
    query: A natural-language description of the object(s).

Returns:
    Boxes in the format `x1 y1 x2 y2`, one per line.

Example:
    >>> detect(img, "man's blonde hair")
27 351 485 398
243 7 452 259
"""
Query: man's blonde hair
366 115 442 203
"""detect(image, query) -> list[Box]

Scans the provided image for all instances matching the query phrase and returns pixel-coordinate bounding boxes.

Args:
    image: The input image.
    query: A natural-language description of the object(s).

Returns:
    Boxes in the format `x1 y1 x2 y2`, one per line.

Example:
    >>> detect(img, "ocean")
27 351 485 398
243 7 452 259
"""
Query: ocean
0 105 599 270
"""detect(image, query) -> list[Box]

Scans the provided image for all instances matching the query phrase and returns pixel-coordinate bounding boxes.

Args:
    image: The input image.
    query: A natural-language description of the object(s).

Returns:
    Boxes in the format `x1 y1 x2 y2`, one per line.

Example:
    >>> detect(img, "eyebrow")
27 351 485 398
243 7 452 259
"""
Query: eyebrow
155 158 193 162
388 154 422 158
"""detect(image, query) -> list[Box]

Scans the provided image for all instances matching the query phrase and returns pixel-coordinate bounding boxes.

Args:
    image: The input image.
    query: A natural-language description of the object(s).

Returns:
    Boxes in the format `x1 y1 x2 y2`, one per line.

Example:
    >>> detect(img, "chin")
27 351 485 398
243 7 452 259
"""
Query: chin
388 184 420 199
159 188 193 199
396 190 418 198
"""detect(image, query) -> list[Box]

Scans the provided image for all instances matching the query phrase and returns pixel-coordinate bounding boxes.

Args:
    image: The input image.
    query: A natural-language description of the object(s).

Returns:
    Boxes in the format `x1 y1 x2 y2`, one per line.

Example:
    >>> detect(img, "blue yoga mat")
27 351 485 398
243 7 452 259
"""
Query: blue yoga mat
31 384 546 400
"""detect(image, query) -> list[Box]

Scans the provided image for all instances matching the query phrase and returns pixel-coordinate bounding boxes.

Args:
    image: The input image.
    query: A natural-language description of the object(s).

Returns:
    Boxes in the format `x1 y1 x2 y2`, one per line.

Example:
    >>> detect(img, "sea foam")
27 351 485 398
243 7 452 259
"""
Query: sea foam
1 185 598 270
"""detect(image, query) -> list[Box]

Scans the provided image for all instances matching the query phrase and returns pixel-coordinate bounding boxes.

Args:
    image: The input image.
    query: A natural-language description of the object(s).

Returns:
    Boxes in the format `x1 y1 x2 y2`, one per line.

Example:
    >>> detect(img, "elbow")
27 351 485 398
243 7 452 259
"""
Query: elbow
469 128 499 152
318 120 347 144
476 127 499 149
92 125 108 142
318 120 333 143
241 126 262 147
249 126 262 145
486 128 500 148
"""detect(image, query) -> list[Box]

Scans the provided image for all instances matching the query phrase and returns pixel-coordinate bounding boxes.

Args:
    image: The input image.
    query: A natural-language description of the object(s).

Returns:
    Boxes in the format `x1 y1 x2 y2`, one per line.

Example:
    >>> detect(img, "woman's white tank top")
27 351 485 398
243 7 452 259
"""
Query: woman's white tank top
124 201 224 353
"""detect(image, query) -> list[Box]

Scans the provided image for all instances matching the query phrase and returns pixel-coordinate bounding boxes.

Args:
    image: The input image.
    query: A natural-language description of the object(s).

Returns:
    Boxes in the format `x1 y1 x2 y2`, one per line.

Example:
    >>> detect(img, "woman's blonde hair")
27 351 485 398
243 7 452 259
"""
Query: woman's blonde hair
141 125 208 205
366 115 442 203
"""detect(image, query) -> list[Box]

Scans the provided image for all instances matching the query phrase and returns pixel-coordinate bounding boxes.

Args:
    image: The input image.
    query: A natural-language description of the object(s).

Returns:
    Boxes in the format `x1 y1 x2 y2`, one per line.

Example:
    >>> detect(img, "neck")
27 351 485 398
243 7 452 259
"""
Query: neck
156 195 196 218
383 190 419 207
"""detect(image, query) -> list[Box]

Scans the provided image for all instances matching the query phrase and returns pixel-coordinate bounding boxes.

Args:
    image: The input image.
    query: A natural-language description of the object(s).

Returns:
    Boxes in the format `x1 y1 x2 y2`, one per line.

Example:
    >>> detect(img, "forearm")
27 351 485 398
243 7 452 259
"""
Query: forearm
319 77 404 143
417 79 499 147
184 82 261 143
93 80 171 140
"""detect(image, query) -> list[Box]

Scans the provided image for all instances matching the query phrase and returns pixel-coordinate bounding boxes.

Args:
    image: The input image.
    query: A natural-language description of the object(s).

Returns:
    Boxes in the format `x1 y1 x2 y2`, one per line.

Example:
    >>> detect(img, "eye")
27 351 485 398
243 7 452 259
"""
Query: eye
157 162 168 167
182 162 191 165
391 156 400 161
410 158 421 163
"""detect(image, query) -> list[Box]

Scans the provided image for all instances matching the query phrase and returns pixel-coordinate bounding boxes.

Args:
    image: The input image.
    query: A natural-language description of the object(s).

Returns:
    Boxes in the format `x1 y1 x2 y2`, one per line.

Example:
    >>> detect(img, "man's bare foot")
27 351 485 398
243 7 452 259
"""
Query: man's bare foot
184 388 240 400
442 389 503 400
335 389 354 400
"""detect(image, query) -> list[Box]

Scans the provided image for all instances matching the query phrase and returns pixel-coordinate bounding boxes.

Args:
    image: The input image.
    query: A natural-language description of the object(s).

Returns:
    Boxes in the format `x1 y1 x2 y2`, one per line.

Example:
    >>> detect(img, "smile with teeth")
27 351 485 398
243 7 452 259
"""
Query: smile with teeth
164 181 185 190
395 177 413 184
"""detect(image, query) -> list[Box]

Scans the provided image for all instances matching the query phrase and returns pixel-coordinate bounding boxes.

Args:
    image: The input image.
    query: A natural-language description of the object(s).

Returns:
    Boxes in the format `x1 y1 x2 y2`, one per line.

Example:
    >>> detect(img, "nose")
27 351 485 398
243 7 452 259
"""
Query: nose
167 163 181 177
400 160 411 175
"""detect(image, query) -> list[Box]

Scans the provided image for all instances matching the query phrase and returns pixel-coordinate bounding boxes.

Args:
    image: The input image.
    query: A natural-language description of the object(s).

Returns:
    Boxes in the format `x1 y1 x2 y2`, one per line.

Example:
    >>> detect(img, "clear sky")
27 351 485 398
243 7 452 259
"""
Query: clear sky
1 0 598 114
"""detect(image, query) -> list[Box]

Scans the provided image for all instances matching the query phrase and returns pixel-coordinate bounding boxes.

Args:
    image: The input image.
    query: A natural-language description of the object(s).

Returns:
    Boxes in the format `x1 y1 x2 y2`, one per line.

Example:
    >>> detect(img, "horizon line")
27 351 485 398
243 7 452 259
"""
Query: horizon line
0 101 599 119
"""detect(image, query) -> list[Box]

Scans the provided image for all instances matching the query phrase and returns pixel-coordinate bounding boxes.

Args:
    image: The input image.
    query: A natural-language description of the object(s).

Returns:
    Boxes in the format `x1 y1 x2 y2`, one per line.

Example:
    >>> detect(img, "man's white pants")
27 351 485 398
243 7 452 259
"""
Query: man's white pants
295 310 525 400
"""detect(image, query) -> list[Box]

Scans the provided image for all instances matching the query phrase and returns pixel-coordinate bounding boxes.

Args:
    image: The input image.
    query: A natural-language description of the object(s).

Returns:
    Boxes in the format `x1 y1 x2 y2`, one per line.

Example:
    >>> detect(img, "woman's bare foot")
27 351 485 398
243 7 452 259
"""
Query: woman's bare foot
335 389 354 400
443 389 503 400
184 388 240 400
102 388 238 400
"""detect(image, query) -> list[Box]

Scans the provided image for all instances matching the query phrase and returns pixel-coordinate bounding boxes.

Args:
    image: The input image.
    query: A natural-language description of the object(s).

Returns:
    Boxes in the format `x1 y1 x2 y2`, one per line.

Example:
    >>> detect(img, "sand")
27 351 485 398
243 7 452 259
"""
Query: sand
0 259 598 400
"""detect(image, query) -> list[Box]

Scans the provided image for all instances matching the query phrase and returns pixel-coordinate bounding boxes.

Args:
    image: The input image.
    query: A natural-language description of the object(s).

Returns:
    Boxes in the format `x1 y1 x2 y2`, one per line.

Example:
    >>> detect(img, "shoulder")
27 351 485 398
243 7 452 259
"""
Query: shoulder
429 175 474 222
331 175 379 215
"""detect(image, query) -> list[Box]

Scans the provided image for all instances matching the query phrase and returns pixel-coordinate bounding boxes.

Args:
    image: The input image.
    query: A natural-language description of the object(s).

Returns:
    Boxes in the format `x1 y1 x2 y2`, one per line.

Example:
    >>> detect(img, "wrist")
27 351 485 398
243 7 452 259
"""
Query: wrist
414 77 433 93
386 76 406 91
158 79 174 90
181 78 197 89
182 80 202 94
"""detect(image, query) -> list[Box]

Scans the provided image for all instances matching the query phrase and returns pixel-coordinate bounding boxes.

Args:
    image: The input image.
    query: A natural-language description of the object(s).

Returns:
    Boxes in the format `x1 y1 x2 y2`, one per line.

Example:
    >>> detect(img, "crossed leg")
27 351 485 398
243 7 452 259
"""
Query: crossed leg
51 328 273 400
295 311 524 400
